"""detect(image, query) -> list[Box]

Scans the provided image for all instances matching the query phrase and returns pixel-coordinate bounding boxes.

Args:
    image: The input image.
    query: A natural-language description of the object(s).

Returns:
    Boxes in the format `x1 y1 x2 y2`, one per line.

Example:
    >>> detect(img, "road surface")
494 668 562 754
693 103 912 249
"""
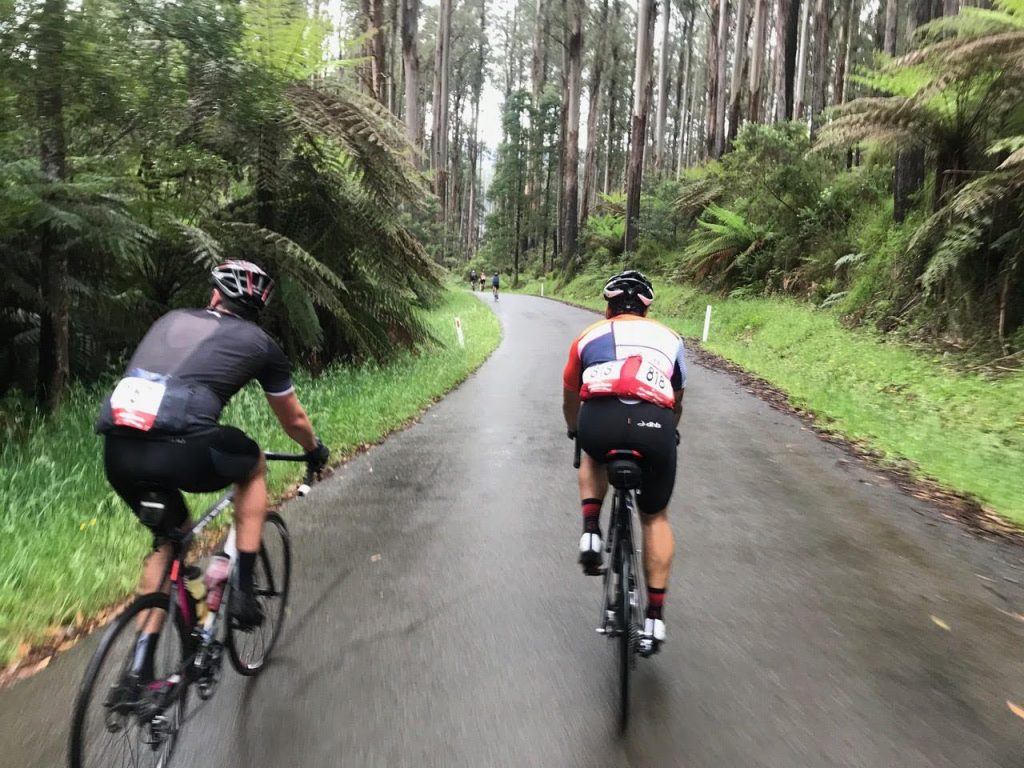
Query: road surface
3 293 1023 767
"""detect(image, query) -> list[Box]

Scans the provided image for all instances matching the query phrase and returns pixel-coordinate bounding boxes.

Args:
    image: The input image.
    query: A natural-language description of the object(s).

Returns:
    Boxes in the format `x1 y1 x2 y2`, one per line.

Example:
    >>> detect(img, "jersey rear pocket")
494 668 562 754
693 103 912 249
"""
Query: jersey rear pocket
96 370 194 434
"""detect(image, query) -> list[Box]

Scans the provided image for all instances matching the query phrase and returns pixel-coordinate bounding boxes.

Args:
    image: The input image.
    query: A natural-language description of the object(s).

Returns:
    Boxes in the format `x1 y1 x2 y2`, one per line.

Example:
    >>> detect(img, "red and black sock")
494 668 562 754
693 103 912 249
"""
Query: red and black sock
581 498 602 534
647 587 666 621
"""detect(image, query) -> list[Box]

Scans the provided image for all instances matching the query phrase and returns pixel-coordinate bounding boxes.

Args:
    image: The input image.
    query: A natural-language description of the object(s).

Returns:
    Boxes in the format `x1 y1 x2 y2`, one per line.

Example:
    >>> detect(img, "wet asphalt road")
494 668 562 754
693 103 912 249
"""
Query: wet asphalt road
3 292 1024 767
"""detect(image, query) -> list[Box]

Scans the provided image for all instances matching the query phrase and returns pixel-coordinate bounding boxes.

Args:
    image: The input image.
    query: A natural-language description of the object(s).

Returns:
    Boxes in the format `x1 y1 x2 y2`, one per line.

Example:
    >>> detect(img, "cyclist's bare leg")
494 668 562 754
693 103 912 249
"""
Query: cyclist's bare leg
641 509 674 589
578 452 608 502
136 542 176 635
233 453 268 553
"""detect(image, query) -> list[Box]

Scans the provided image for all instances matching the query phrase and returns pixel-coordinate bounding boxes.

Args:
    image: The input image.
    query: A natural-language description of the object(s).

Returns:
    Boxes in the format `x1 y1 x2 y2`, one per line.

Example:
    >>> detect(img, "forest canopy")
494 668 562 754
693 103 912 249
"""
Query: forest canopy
3 0 1023 414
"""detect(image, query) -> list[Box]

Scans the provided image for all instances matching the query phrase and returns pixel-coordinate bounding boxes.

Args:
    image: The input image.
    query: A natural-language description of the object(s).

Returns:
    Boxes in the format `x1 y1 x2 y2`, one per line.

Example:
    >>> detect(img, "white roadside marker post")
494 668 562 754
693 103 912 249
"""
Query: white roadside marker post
540 278 545 297
454 316 465 348
702 305 712 343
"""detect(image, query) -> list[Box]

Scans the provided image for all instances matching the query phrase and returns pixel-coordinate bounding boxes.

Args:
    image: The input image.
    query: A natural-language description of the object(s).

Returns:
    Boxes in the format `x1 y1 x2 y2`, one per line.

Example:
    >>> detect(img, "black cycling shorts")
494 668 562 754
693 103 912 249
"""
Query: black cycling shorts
104 426 261 538
577 397 678 514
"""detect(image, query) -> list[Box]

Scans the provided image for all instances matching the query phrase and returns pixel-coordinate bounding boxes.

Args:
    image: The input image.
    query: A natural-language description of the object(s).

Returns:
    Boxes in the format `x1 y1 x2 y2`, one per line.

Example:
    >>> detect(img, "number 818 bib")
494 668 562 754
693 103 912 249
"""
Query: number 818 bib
580 355 674 408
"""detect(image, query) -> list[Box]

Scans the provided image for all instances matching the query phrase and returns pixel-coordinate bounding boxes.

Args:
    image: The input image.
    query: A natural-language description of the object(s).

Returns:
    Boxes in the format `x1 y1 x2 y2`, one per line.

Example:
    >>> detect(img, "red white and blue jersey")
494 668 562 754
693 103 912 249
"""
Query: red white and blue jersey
563 315 687 409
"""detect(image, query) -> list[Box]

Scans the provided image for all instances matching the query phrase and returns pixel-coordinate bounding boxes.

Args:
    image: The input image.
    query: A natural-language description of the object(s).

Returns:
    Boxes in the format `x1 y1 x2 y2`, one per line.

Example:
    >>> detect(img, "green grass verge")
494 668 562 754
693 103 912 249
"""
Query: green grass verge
0 290 500 668
515 272 1024 526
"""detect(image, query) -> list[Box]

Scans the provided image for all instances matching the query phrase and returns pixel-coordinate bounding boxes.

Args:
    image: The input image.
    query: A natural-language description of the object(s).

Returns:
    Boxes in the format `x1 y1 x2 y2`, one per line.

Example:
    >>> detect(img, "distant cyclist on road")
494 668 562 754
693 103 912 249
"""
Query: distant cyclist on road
96 261 329 648
492 271 500 301
562 270 686 654
470 269 478 291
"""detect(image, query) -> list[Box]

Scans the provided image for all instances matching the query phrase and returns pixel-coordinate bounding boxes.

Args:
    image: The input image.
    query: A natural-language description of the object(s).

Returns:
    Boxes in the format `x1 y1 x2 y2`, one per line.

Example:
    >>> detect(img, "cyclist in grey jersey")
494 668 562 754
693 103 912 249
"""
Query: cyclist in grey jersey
97 261 328 631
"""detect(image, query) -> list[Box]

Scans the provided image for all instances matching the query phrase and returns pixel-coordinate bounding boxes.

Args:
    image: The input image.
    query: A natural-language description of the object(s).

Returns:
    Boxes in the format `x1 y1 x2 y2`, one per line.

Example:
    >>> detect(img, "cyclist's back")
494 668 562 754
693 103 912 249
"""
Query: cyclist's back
97 307 292 436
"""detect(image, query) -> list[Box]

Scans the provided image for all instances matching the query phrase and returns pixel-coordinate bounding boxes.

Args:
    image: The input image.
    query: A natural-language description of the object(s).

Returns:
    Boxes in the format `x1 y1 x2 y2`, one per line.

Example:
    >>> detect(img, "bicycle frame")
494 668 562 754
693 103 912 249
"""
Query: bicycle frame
146 452 311 695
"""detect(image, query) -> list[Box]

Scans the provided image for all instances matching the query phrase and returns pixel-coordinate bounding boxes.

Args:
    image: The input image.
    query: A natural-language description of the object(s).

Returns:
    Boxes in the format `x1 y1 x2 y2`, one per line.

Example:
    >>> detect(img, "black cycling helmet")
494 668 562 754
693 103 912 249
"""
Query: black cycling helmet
210 260 274 318
603 269 654 315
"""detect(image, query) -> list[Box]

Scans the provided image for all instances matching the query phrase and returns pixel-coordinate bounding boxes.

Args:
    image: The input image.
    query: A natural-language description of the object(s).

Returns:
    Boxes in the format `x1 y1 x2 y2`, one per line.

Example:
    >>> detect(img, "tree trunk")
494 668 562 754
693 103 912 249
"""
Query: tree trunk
581 0 611 229
466 0 486 254
705 0 721 157
362 0 387 102
833 0 857 103
808 0 830 137
678 7 696 170
792 0 811 120
713 0 730 157
431 0 451 204
883 0 898 55
893 0 932 221
728 0 751 145
402 0 421 152
625 0 657 252
530 0 547 104
35 0 70 412
390 0 402 115
654 0 671 173
772 0 800 121
562 0 584 270
747 0 769 122
528 0 548 235
670 9 688 173
603 46 619 195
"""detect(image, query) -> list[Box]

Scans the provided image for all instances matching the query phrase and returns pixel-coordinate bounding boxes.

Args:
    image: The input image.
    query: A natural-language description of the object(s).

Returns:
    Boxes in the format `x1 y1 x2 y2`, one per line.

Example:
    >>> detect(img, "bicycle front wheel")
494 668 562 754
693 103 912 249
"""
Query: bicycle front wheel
618 536 634 734
226 512 290 675
69 592 191 768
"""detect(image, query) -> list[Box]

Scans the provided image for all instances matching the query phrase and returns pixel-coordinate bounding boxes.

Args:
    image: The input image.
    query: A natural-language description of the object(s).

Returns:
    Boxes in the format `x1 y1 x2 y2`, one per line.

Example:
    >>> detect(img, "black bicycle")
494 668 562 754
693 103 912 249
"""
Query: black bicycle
575 439 649 733
69 451 317 768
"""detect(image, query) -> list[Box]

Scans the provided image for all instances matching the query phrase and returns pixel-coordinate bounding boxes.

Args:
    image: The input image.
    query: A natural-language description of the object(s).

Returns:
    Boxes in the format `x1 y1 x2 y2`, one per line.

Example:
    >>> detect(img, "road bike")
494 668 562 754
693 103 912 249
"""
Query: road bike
68 451 317 768
574 438 649 733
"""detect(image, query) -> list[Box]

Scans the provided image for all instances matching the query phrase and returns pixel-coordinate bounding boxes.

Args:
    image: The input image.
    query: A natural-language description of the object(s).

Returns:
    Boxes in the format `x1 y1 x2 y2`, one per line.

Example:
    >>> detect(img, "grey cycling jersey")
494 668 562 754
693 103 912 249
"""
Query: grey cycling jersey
96 308 293 435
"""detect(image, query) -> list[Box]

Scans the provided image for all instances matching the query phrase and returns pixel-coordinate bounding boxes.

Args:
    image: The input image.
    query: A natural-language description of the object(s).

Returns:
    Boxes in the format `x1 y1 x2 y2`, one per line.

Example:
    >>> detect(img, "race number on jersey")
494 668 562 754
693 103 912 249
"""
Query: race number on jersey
581 355 674 408
109 375 167 431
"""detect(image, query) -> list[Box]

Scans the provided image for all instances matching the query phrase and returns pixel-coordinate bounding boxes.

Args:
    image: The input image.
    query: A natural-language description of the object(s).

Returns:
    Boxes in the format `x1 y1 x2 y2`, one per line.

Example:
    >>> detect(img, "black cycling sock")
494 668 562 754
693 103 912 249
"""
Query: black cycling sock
647 587 666 621
582 498 602 534
132 632 159 680
237 551 257 594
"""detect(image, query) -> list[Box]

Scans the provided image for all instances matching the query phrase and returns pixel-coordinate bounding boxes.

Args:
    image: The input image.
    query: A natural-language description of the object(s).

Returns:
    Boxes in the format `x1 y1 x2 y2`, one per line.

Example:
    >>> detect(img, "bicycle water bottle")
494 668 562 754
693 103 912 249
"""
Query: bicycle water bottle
184 566 210 623
204 553 232 613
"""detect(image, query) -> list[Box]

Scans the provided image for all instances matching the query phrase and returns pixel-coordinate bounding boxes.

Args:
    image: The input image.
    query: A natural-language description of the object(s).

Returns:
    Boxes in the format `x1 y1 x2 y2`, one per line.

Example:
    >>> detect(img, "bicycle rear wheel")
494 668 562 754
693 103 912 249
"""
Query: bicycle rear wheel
226 512 290 675
69 592 191 768
618 536 634 734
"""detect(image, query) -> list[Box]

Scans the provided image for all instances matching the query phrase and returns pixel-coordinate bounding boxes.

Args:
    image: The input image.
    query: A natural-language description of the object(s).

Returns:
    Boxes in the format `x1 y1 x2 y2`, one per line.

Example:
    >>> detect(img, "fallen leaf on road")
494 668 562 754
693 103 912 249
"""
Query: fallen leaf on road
370 554 381 562
1008 701 1024 721
930 615 951 631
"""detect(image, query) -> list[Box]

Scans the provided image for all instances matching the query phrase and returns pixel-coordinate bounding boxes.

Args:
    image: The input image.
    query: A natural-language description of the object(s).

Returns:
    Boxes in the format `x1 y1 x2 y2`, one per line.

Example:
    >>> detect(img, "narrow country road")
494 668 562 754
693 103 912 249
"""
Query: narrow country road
3 293 1023 767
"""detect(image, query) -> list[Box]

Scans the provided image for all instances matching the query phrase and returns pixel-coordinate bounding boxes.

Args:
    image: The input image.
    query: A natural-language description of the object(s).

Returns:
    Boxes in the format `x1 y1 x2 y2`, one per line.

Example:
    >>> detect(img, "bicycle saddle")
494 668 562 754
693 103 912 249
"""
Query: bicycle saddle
605 449 644 490
135 488 188 535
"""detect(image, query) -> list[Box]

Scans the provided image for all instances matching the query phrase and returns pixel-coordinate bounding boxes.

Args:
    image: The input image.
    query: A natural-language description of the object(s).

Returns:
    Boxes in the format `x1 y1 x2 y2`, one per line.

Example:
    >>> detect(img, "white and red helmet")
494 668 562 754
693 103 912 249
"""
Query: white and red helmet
603 269 654 314
211 260 275 314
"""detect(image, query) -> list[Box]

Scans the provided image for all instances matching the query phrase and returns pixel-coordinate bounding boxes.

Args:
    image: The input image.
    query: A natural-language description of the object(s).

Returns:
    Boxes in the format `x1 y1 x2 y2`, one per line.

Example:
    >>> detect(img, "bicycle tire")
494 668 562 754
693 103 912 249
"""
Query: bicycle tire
618 534 633 734
69 592 191 768
226 512 290 675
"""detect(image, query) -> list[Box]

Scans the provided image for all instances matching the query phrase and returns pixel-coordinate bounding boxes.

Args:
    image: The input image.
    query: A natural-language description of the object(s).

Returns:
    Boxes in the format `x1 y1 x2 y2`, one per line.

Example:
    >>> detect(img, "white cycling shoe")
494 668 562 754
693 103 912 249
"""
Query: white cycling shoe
639 617 666 656
578 532 603 575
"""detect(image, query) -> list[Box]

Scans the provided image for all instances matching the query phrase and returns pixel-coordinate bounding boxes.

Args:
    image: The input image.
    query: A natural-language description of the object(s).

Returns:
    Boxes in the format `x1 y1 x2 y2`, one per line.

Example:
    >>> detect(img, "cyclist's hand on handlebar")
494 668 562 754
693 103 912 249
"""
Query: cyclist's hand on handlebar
306 438 330 477
567 429 577 441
